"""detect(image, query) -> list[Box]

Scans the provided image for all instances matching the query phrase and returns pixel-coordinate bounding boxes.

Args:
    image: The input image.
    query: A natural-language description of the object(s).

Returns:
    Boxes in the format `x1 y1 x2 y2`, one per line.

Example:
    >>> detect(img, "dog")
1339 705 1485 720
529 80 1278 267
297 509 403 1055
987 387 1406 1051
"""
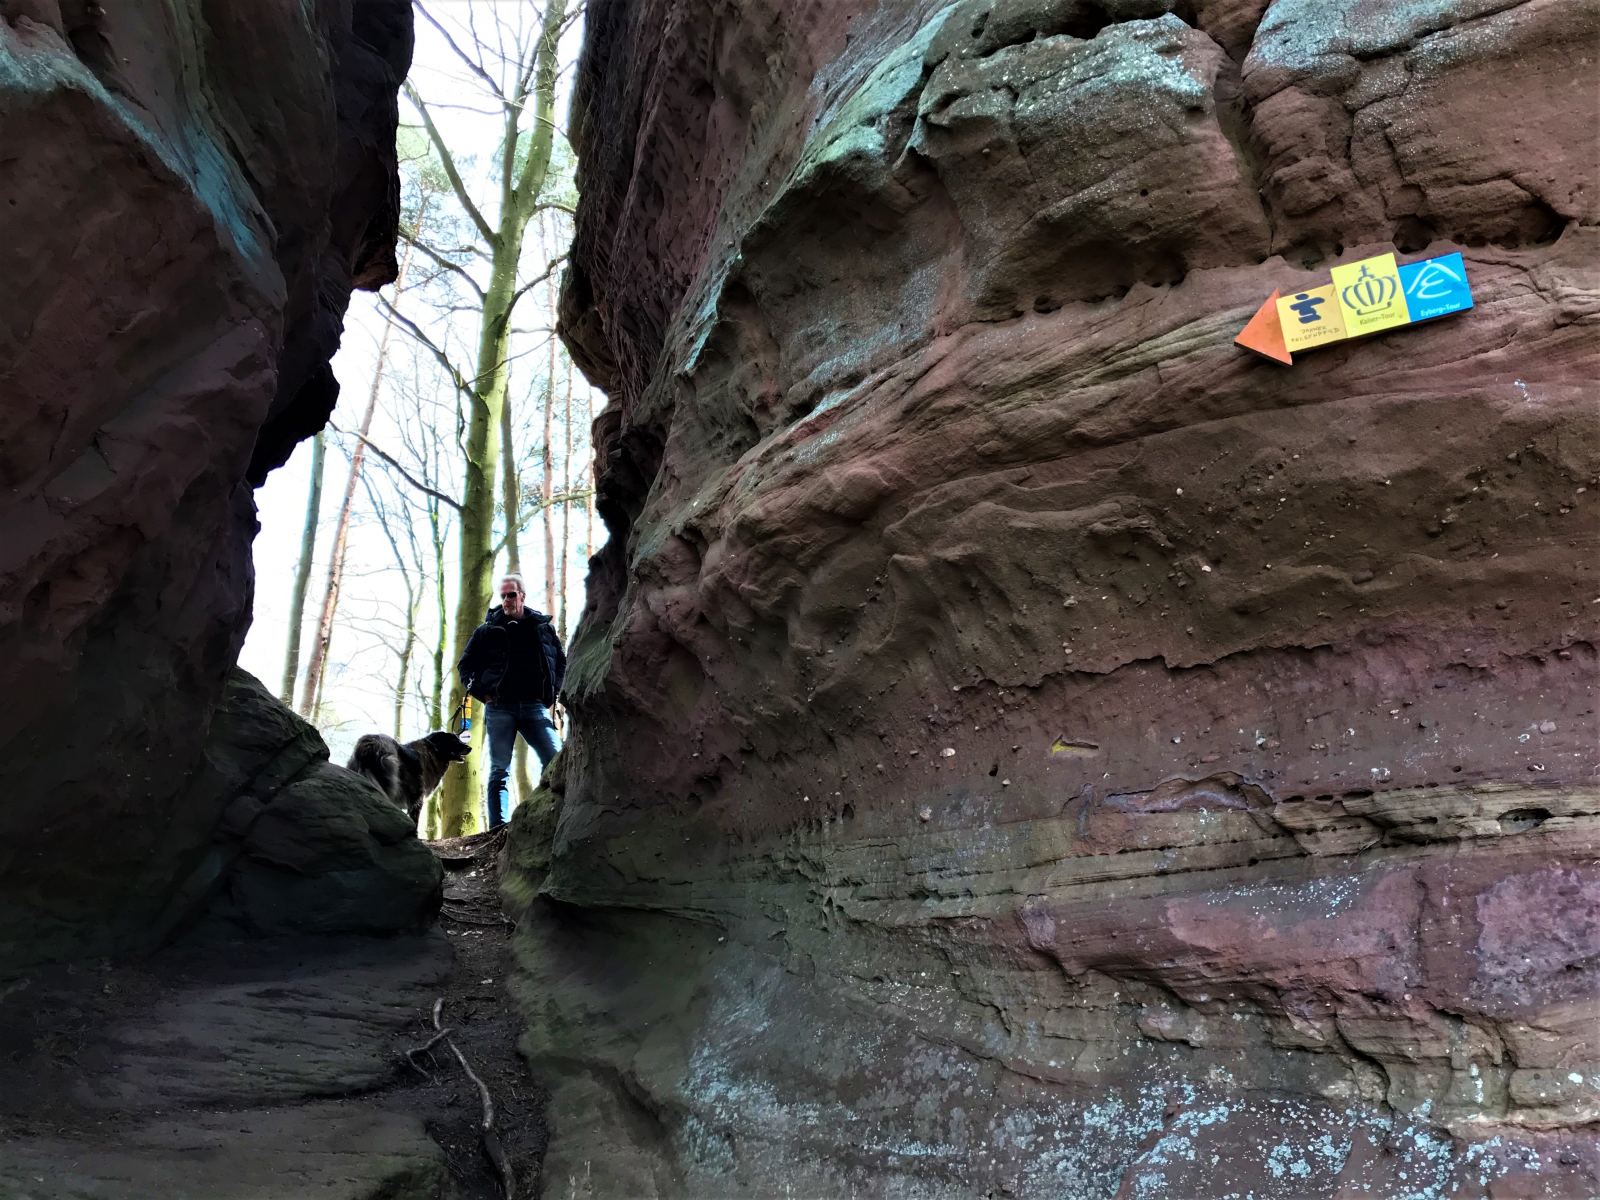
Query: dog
347 730 472 824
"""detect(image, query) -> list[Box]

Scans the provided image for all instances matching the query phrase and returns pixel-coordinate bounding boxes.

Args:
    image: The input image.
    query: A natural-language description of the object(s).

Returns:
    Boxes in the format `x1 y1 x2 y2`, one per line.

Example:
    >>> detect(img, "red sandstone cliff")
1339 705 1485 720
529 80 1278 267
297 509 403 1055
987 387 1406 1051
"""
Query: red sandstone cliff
0 1 431 966
526 0 1600 1194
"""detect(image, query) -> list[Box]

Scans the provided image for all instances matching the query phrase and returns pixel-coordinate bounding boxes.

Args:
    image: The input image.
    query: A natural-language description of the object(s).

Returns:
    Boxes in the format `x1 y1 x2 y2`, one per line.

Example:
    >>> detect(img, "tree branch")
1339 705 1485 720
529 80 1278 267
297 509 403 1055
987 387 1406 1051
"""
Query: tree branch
404 83 498 248
414 1 503 99
486 2 512 79
512 251 569 306
414 100 502 118
491 487 595 556
398 228 486 300
330 421 463 513
373 295 476 398
358 469 424 604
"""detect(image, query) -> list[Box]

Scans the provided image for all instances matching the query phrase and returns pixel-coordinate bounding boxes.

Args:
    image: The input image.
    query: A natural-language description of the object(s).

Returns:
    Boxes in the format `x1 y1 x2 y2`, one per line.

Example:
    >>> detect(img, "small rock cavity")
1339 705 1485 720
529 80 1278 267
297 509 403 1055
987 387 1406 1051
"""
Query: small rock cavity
1498 807 1552 834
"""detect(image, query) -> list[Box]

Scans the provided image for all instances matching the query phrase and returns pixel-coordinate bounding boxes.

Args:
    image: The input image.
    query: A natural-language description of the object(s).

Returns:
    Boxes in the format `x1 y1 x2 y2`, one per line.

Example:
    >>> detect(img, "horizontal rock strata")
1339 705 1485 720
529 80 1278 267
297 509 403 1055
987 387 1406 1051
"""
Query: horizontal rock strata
0 932 452 1199
531 0 1600 1194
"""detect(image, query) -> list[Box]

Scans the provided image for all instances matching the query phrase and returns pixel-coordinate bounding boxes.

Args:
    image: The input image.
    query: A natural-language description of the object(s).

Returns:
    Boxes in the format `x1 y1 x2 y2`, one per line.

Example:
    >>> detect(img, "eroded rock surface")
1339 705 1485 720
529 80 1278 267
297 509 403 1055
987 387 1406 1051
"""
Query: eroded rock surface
529 0 1600 1194
0 932 453 1199
0 0 414 968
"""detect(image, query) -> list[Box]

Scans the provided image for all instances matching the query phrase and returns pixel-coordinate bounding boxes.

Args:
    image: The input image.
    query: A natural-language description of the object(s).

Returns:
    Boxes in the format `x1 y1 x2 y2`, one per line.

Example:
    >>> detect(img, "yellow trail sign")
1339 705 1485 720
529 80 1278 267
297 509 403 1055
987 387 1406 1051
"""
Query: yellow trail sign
1331 252 1410 335
1275 284 1346 352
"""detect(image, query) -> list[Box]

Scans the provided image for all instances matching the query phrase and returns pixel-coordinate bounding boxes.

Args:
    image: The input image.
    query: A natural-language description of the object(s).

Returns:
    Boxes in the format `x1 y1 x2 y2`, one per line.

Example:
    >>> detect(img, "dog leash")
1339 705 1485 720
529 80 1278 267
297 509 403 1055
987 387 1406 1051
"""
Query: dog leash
448 695 567 739
449 696 472 738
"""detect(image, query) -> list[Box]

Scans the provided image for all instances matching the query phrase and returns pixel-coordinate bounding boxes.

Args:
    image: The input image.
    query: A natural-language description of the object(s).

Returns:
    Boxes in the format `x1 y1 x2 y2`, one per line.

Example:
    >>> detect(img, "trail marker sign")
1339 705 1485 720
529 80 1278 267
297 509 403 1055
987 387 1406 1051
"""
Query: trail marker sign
1235 287 1290 364
1276 284 1347 352
1237 250 1473 365
1331 252 1410 335
1399 251 1473 322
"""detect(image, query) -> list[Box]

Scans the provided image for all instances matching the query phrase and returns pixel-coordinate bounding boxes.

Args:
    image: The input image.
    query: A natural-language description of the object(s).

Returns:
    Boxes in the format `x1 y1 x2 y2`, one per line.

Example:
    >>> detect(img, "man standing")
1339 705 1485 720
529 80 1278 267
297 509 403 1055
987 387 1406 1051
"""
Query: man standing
457 573 565 829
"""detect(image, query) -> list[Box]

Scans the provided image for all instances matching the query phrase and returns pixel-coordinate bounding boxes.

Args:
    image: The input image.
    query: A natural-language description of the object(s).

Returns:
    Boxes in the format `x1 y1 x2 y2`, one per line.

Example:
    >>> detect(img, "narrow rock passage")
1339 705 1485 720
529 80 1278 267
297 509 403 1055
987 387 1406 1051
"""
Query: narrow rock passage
411 830 551 1198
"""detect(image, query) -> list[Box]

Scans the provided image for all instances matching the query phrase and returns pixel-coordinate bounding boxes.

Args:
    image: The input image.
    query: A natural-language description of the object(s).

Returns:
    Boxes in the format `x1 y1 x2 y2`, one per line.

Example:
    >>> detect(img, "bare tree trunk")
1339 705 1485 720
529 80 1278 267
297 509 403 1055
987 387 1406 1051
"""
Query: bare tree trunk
297 362 382 716
298 437 361 717
299 231 419 716
502 372 540 812
280 432 326 703
423 463 449 835
441 252 515 836
500 375 523 576
394 594 418 738
312 628 331 723
429 496 448 730
541 331 557 617
413 0 568 835
359 469 422 741
559 360 573 642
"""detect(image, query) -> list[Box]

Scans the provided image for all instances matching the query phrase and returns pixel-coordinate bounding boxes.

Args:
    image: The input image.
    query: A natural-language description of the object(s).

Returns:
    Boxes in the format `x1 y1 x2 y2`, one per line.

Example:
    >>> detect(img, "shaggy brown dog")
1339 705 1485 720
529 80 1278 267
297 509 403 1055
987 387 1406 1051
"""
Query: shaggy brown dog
347 730 471 824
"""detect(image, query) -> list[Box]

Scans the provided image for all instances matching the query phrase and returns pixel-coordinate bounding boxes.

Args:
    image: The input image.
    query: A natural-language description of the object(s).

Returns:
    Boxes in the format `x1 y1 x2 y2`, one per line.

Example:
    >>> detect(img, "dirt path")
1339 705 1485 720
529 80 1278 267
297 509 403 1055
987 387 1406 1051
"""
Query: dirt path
398 829 549 1198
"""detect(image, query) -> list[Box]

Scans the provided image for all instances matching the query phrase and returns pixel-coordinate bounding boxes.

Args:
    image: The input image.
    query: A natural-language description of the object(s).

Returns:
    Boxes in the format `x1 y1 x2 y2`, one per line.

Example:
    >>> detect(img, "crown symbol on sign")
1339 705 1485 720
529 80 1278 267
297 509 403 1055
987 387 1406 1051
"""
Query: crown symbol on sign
1341 264 1396 314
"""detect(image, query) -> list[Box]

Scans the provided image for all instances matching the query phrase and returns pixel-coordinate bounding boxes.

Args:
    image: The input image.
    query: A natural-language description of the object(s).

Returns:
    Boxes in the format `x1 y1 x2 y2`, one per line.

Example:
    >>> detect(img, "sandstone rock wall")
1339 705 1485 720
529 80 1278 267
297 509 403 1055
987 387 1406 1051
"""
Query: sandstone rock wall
0 0 417 968
530 0 1600 1194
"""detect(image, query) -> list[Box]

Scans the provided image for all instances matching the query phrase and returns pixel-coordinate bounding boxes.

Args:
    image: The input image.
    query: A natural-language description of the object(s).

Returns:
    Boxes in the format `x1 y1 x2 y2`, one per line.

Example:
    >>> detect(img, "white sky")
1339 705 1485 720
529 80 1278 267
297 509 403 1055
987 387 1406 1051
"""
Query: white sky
239 3 606 761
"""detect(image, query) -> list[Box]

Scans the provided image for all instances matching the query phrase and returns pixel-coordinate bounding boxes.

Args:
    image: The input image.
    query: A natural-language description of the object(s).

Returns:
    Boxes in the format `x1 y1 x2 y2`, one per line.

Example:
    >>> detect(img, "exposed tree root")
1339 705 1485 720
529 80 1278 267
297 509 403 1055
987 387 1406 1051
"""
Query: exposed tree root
403 1027 455 1082
440 904 513 928
416 996 516 1199
447 1036 514 1195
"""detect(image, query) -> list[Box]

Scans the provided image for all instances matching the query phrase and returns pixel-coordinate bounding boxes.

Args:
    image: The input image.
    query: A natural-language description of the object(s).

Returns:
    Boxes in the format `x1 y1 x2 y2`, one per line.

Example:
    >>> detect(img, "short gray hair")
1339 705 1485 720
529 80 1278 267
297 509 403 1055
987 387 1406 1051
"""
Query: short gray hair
499 573 526 596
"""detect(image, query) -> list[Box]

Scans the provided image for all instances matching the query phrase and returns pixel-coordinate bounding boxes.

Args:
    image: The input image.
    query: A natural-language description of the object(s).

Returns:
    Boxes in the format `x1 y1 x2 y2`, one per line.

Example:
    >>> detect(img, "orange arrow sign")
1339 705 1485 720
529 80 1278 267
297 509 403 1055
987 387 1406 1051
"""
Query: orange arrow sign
1234 288 1291 365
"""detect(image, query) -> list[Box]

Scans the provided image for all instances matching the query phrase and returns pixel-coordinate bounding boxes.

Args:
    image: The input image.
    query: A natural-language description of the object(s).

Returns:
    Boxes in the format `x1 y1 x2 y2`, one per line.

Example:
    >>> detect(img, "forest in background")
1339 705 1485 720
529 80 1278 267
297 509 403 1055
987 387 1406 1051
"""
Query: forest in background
246 1 598 837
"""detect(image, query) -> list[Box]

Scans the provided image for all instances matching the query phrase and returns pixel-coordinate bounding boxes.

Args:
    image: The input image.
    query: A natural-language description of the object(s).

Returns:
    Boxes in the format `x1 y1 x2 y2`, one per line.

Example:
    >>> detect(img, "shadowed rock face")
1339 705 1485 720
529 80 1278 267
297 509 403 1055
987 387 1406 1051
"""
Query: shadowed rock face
0 1 418 968
532 0 1599 1194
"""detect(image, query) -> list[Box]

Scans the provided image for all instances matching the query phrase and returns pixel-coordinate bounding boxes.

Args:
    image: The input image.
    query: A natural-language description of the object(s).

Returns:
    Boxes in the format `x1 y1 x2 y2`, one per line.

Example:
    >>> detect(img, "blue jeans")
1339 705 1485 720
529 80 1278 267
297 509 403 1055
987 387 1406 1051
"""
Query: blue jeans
485 700 561 829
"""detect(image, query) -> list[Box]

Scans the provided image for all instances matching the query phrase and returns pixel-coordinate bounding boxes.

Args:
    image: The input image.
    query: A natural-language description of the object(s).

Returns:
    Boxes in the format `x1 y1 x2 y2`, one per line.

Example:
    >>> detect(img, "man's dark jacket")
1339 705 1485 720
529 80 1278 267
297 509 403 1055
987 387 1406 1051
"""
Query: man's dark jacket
458 604 565 705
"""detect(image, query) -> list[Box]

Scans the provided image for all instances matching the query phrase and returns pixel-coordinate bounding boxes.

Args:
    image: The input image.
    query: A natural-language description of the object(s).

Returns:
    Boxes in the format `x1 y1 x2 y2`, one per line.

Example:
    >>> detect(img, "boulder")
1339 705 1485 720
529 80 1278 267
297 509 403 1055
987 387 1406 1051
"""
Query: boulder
195 670 444 938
